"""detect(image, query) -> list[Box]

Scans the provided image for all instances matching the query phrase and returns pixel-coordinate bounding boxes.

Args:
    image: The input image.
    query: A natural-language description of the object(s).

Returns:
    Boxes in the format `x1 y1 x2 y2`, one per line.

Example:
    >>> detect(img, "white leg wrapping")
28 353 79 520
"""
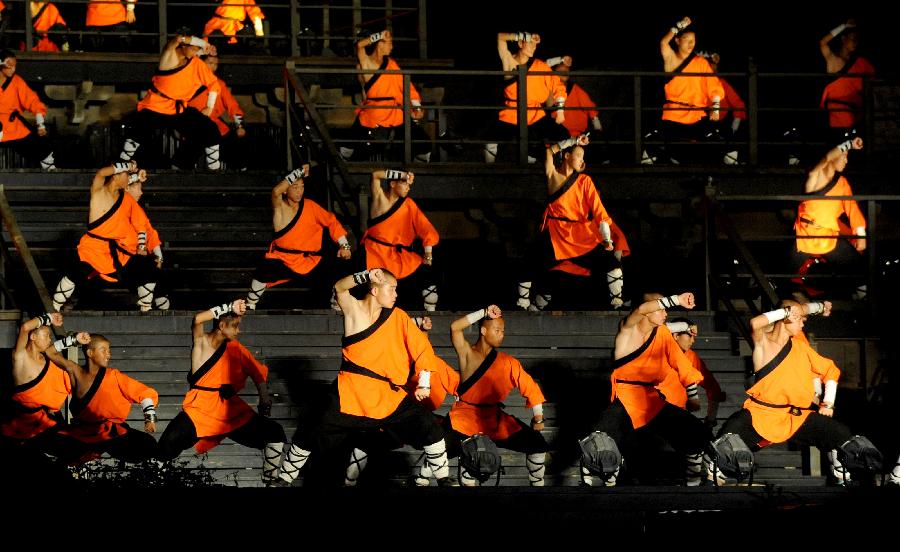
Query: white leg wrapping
53 276 75 311
339 146 354 160
580 466 594 487
527 452 546 487
278 444 312 484
40 152 56 171
530 293 551 312
205 144 221 170
422 285 438 312
606 268 624 308
460 468 480 487
120 138 139 161
828 449 851 484
415 151 431 163
685 452 703 486
262 442 284 483
154 296 170 311
344 448 369 487
136 282 156 312
415 455 433 487
484 143 498 163
888 461 900 485
723 150 739 165
246 279 267 310
423 440 449 480
704 452 727 486
516 281 532 309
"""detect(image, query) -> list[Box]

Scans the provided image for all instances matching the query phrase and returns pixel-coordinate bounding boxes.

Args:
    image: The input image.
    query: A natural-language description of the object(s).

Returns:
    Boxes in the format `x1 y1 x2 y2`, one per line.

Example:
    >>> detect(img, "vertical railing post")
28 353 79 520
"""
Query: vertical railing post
867 200 877 318
864 75 874 167
403 73 412 164
748 58 759 166
158 0 168 51
290 0 300 57
633 76 642 165
351 0 361 33
517 64 528 165
24 2 34 52
417 0 427 59
704 182 716 311
284 65 293 170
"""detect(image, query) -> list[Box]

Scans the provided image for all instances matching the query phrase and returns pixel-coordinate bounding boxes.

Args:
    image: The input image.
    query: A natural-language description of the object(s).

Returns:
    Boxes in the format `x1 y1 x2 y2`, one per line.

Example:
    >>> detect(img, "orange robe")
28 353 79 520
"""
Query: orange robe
137 56 221 116
63 366 158 443
663 54 725 125
183 339 268 453
86 0 131 27
499 58 566 126
542 172 612 261
187 76 243 136
357 57 421 128
203 0 265 43
264 197 347 281
123 201 161 254
407 355 459 412
720 78 746 122
795 173 865 255
821 55 875 129
684 348 726 404
338 307 440 419
744 337 840 445
363 196 438 279
31 3 67 52
561 82 599 137
0 358 71 440
0 74 47 143
77 191 146 283
449 350 544 441
610 325 703 429
552 220 629 277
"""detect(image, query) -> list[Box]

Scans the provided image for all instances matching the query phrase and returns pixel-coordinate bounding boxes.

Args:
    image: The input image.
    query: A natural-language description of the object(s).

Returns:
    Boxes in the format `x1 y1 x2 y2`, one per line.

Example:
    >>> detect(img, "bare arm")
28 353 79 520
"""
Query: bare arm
660 17 690 61
450 305 501 371
193 300 245 339
623 293 694 330
91 162 132 195
271 165 309 209
335 268 385 313
805 138 863 191
497 33 517 70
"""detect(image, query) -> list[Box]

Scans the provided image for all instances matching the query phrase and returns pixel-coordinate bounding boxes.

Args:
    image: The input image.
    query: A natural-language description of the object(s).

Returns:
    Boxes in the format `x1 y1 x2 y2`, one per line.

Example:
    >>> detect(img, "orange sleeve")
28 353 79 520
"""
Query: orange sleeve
509 357 545 409
410 81 422 104
129 202 151 235
404 317 440 376
246 0 264 20
198 62 222 95
723 80 746 120
239 343 268 385
16 79 47 117
841 183 866 232
316 204 348 244
550 72 566 104
220 85 243 120
411 203 439 248
703 58 725 105
146 225 162 252
808 347 841 383
49 5 67 27
115 370 158 407
668 338 703 387
586 182 612 226
695 355 726 402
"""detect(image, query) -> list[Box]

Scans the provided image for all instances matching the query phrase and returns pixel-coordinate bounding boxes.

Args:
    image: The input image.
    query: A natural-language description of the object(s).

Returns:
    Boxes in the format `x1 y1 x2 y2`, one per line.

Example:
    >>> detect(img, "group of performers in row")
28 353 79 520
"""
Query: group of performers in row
4 277 899 487
2 15 873 170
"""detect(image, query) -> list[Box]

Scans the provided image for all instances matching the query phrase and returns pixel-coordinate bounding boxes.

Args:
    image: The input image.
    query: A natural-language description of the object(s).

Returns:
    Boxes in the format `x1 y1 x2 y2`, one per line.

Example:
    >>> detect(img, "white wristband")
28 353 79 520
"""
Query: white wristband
206 91 218 110
731 118 741 134
666 321 690 334
128 173 141 185
686 383 699 399
369 32 384 43
823 380 838 405
670 27 680 35
813 377 823 399
591 116 603 130
417 370 431 389
186 36 209 48
285 167 306 183
211 302 233 318
657 295 681 309
465 309 486 325
545 56 564 67
113 162 131 174
337 236 349 247
140 398 155 411
763 307 791 324
855 226 866 237
830 24 847 38
126 1 135 11
424 245 433 254
152 245 163 260
36 113 45 126
837 140 853 153
532 404 544 417
806 302 824 316
383 169 405 181
600 221 612 242
411 99 422 108
233 114 243 126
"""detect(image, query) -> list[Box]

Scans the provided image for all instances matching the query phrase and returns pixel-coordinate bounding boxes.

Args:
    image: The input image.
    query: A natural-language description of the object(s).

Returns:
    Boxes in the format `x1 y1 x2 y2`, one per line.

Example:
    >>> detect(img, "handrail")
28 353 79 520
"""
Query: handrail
0 185 56 314
283 65 360 237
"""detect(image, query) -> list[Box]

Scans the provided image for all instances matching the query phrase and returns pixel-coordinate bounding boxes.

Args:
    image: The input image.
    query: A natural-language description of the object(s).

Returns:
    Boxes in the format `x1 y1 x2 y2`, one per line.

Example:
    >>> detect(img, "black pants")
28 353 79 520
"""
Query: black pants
252 255 348 308
442 416 548 458
72 424 157 463
0 425 85 459
792 238 864 296
653 119 717 164
490 116 569 162
292 389 444 455
156 410 286 461
65 252 166 306
591 399 709 456
124 108 220 168
343 118 432 161
0 133 54 168
524 232 621 301
717 408 852 452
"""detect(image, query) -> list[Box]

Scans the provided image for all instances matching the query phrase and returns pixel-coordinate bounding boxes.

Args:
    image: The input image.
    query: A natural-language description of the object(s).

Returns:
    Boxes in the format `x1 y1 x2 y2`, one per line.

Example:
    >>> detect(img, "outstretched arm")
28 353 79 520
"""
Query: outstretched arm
623 293 695 330
661 17 690 60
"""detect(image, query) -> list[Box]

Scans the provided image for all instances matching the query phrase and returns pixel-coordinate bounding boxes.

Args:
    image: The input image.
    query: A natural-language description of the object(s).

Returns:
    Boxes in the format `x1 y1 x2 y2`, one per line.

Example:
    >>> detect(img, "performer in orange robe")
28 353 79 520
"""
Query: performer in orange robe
363 169 440 311
28 2 68 52
0 50 56 170
667 317 726 430
245 166 351 310
275 268 452 487
580 292 708 486
203 0 265 45
52 163 167 312
187 53 250 169
118 34 223 171
60 335 158 463
340 29 431 162
519 137 624 311
156 300 286 484
715 300 879 483
819 21 875 137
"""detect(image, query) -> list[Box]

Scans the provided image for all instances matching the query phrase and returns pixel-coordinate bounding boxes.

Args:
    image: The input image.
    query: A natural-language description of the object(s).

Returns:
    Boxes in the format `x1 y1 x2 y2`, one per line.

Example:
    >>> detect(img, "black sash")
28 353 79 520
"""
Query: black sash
456 349 498 399
70 366 106 417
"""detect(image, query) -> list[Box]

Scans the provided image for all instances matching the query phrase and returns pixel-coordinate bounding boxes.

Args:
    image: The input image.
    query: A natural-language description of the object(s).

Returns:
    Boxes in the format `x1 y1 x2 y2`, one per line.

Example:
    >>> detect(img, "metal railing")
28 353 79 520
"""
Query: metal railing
4 0 426 58
289 63 887 167
0 185 56 313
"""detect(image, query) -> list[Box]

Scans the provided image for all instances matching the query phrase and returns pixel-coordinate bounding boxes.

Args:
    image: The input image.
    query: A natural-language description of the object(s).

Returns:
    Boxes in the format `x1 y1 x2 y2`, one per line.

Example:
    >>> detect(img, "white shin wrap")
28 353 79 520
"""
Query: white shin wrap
136 282 156 311
205 144 221 170
422 285 438 312
527 452 546 486
423 440 450 480
339 146 354 160
53 276 75 311
484 143 498 163
40 153 56 171
581 464 619 487
516 281 532 309
247 279 267 309
685 452 703 485
416 456 433 485
278 444 312 484
606 268 624 307
460 468 480 487
828 449 851 482
263 442 285 482
533 293 551 311
154 296 170 311
344 448 369 487
120 138 139 161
